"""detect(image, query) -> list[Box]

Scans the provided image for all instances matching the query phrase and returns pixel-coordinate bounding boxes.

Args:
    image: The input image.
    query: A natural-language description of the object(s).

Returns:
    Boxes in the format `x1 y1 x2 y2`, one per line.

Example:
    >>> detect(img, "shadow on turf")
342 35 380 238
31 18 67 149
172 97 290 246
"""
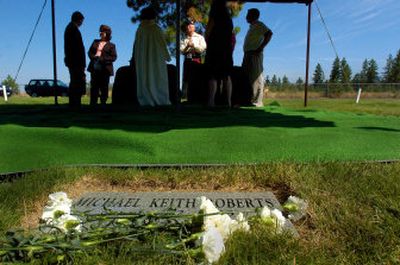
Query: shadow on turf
0 104 335 133
356 126 400 132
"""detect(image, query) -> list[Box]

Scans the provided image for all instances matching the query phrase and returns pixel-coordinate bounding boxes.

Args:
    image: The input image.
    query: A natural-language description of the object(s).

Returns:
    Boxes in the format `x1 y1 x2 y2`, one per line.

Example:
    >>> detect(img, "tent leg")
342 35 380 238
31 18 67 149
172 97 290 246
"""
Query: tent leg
304 2 312 107
51 0 58 105
175 0 181 107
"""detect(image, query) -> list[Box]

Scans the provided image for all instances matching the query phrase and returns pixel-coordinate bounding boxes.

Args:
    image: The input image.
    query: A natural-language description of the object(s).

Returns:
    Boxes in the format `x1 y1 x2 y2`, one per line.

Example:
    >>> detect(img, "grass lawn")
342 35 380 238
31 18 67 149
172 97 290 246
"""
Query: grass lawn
1 97 400 264
0 97 399 173
0 163 399 264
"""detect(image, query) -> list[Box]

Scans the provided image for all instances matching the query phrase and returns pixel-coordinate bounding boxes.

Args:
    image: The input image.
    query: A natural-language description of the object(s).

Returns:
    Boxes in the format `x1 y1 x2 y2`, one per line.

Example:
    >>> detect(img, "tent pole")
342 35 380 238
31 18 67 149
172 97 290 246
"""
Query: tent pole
51 0 58 105
304 1 311 107
175 0 181 106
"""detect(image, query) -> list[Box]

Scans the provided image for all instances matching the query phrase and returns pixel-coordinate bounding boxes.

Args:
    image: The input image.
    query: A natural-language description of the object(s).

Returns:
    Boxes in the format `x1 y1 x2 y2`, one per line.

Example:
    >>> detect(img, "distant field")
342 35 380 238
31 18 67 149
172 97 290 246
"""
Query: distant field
0 96 399 173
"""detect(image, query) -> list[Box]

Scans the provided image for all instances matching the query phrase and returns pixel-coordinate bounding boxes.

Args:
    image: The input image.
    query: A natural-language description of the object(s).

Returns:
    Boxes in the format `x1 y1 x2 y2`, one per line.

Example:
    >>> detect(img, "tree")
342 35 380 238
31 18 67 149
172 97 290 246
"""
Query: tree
126 0 242 54
352 73 362 83
359 59 369 83
366 59 379 83
295 77 304 90
265 75 270 86
389 49 400 82
282 75 289 85
295 77 304 85
1 75 19 94
383 54 394 82
340 58 352 83
271 75 278 87
329 57 341 83
312 63 325 84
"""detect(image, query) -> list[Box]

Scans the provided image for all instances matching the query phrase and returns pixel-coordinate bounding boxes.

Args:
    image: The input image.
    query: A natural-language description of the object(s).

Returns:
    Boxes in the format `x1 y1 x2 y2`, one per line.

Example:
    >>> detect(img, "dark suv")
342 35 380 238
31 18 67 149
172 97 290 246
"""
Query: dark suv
25 79 69 97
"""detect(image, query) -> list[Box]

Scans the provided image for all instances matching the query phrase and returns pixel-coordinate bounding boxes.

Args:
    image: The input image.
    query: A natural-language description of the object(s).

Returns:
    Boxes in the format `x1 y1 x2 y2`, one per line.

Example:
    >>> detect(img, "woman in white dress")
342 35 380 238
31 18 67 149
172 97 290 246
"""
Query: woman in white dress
133 7 171 106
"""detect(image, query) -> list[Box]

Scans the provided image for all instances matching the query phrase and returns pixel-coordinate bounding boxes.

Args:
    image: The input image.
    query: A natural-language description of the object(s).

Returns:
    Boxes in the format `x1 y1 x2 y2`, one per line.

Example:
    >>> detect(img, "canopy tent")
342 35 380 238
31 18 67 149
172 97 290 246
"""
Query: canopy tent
50 0 314 106
174 0 314 106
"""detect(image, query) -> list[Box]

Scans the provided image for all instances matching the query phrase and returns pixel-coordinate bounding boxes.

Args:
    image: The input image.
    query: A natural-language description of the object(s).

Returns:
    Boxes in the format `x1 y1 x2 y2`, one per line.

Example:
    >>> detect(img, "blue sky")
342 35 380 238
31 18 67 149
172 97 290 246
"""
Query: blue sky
0 0 399 86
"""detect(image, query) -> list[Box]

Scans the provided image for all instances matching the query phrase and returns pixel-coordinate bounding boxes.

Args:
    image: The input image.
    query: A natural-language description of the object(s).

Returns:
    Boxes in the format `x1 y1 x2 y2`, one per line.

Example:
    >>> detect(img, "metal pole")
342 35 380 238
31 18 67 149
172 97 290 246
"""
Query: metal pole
304 2 312 107
51 0 58 105
175 0 181 106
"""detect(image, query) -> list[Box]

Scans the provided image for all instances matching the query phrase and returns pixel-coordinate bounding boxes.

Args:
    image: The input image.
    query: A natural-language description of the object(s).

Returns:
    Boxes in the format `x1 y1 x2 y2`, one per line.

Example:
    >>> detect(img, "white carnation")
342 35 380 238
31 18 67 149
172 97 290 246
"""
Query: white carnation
199 196 220 215
260 206 271 219
270 209 287 233
48 192 72 206
202 226 225 264
230 212 250 232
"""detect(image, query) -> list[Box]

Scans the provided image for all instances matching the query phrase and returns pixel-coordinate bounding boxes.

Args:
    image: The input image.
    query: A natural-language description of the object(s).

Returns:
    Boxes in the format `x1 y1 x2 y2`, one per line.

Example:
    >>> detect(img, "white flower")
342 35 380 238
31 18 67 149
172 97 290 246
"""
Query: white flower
230 213 250 233
48 192 72 207
260 206 271 219
199 196 219 215
271 209 287 233
206 214 234 241
201 226 225 264
284 196 308 221
41 203 71 222
40 192 81 233
56 214 81 232
259 207 288 233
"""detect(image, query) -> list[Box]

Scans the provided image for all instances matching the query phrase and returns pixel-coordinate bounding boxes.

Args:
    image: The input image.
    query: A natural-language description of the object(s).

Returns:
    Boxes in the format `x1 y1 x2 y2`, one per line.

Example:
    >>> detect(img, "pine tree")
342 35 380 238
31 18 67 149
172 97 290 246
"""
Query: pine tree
366 59 379 83
265 75 271 86
296 77 304 85
282 75 290 85
340 58 352 83
271 75 278 87
390 49 400 82
312 63 325 84
329 57 341 83
359 59 369 83
383 54 394 82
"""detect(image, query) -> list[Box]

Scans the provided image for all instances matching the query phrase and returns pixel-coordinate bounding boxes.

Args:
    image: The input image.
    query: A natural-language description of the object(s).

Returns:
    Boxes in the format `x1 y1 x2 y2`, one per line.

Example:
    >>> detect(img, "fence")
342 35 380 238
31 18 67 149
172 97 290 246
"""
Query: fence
268 83 400 98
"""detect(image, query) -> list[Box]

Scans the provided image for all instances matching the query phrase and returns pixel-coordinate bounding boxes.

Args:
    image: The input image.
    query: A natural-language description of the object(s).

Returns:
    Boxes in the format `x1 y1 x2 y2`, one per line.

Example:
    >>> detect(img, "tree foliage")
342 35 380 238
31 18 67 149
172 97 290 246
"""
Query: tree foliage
366 59 379 83
340 58 352 83
383 54 394 82
312 63 325 84
384 49 400 83
329 57 341 83
1 75 19 94
126 0 243 54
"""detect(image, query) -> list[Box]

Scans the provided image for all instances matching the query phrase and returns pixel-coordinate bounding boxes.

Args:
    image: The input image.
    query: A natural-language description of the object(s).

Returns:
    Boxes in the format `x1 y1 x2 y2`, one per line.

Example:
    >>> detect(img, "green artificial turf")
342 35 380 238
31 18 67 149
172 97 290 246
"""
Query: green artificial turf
0 97 399 173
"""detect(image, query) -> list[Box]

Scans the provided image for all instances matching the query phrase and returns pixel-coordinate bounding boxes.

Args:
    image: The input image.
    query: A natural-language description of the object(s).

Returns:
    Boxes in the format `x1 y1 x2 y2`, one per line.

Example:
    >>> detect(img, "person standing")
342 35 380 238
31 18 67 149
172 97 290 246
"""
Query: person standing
242 8 273 107
133 7 171 107
205 0 234 108
64 11 86 108
87 25 117 106
180 21 207 99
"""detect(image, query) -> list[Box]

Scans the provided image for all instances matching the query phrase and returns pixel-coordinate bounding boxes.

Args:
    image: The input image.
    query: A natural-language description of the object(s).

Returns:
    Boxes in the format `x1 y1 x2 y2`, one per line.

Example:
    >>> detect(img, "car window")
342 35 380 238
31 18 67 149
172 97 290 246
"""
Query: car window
29 80 38 85
57 81 67 87
47 81 54 86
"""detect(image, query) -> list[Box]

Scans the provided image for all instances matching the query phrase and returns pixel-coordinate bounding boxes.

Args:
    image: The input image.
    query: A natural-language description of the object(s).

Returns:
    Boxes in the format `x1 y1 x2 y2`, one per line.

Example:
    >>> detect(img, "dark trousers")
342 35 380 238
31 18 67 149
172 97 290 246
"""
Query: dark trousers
68 67 86 107
90 71 110 105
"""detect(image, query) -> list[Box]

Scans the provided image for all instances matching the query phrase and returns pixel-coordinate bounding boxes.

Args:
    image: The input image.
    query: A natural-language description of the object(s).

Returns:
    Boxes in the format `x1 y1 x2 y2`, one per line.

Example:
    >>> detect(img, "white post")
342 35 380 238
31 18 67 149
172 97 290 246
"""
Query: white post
2 85 8 102
356 87 362 104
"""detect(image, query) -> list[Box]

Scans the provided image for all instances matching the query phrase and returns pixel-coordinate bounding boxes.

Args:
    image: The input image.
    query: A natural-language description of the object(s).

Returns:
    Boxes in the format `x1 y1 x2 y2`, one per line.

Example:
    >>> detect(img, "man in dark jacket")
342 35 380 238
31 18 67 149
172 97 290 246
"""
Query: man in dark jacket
64 11 86 108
